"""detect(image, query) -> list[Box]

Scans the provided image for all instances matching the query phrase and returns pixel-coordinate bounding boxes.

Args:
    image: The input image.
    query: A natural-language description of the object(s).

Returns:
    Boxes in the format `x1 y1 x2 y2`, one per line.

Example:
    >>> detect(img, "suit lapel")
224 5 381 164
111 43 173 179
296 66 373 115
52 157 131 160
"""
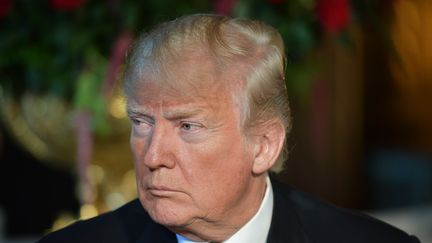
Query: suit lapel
267 178 311 243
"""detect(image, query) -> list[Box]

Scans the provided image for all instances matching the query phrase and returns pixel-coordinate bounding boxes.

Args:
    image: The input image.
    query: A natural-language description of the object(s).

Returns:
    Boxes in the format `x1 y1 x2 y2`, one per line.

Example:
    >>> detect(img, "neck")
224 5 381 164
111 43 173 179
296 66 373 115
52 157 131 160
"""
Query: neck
170 174 268 242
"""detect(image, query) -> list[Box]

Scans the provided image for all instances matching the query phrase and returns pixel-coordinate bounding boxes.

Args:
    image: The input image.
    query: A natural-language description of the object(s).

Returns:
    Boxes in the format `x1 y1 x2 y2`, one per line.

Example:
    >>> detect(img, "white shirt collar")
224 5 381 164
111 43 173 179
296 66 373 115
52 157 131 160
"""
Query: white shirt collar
176 176 274 243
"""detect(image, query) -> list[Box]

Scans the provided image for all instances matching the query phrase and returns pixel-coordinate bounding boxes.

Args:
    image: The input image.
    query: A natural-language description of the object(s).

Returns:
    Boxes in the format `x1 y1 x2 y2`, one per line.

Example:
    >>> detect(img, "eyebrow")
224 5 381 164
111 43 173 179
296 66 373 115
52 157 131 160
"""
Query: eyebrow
127 106 149 116
163 109 204 120
127 106 205 121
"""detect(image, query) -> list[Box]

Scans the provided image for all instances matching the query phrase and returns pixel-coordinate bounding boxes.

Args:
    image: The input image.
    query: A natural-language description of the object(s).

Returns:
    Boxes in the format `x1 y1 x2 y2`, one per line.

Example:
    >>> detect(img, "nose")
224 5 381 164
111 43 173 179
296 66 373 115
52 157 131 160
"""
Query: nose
143 122 176 171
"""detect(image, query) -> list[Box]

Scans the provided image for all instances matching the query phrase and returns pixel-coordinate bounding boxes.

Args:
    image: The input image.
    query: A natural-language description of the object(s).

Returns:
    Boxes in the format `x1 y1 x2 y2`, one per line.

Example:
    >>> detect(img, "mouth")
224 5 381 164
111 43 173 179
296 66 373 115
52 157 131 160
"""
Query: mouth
147 185 179 197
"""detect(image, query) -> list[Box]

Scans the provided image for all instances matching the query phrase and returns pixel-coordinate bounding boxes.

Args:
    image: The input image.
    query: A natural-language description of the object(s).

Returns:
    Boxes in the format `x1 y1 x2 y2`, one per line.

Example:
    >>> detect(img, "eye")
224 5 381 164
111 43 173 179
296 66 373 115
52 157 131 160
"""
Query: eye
130 118 148 126
178 121 207 142
129 116 153 136
131 118 141 125
180 122 202 132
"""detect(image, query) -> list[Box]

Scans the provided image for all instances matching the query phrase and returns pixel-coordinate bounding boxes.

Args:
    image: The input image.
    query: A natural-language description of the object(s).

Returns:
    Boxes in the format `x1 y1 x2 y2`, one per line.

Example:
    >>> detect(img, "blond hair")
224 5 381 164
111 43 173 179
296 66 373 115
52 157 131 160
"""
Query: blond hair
124 14 291 172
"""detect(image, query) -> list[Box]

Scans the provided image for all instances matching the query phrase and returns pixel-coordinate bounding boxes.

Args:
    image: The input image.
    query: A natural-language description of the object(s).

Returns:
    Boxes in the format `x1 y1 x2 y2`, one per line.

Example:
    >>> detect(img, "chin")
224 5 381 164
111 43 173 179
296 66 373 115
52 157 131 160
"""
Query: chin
149 206 195 227
140 196 194 227
151 211 185 226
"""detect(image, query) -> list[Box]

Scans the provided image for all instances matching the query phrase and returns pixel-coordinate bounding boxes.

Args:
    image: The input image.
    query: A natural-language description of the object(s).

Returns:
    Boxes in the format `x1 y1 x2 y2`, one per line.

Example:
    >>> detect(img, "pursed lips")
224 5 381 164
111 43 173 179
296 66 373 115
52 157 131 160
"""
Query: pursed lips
147 185 180 197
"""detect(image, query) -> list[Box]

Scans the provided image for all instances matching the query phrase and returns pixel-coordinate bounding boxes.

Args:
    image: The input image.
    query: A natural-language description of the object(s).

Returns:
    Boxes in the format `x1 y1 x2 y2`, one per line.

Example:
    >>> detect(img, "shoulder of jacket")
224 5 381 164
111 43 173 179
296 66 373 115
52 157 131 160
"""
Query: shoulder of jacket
37 199 149 243
271 178 419 243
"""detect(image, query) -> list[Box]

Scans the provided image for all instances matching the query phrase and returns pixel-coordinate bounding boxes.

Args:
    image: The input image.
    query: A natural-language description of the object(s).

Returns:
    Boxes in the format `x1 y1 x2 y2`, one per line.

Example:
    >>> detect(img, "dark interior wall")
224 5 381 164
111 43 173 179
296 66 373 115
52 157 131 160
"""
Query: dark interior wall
0 124 79 236
362 11 432 209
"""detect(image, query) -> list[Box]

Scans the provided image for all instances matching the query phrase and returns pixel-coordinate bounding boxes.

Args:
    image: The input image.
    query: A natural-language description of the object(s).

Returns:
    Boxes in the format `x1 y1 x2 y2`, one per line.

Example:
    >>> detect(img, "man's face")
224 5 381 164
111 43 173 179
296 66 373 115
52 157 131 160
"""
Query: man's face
127 52 260 229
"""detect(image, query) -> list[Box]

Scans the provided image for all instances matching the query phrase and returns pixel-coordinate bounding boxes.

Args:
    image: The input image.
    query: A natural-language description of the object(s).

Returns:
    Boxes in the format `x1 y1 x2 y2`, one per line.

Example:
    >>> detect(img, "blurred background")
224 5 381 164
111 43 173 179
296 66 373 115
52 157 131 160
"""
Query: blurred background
0 0 431 242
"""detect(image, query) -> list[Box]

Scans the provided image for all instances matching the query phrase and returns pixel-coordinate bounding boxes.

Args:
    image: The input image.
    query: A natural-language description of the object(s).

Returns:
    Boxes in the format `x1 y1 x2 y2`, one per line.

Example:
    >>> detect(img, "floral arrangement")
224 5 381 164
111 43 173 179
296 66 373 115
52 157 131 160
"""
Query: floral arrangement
0 0 385 130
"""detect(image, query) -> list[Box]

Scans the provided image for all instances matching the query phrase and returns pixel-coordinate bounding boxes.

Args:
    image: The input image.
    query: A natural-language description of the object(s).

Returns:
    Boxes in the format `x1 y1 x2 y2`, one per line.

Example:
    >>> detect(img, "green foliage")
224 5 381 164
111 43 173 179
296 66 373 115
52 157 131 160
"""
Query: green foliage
73 49 108 134
0 0 209 135
0 0 209 98
0 0 384 133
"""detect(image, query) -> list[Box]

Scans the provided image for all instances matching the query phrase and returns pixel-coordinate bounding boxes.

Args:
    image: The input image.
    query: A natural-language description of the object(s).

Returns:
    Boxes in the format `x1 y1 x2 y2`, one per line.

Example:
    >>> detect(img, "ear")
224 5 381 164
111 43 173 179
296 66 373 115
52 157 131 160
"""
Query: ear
252 120 286 175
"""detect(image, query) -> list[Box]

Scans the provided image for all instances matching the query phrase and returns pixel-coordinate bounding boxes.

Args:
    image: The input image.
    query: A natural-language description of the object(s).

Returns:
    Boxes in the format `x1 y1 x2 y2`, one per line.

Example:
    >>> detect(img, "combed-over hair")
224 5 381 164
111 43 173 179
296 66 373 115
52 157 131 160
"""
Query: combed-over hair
123 14 291 173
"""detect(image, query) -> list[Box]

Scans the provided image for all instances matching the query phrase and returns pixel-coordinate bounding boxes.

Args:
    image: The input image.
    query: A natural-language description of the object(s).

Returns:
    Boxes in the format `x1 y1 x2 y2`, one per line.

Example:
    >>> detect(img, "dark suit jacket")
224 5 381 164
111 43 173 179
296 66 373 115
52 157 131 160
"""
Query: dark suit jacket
38 179 421 243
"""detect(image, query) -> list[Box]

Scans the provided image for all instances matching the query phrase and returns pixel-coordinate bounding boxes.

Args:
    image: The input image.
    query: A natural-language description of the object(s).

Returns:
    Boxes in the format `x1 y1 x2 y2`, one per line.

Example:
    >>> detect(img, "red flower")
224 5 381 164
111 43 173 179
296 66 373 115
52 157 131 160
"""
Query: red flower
316 0 351 33
213 0 236 16
51 0 86 11
0 0 12 18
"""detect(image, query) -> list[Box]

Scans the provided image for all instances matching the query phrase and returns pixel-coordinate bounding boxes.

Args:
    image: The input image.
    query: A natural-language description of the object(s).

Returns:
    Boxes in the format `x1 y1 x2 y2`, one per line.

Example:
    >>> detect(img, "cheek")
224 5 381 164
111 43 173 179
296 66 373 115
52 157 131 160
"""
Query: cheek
184 133 253 191
183 148 253 213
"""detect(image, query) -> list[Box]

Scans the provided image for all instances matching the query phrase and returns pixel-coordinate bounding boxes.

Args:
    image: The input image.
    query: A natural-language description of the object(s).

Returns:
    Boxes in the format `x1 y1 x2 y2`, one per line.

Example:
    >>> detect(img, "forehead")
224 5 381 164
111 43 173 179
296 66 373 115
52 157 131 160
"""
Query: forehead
125 45 251 125
139 43 248 91
164 47 220 90
127 78 230 118
129 47 238 101
127 62 237 116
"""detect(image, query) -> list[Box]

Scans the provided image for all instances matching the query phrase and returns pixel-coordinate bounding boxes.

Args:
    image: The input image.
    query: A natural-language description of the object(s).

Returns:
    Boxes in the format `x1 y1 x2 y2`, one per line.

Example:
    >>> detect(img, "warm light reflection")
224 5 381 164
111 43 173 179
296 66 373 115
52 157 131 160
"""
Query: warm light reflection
80 204 98 219
0 90 75 168
50 212 76 232
109 95 127 119
390 0 432 148
87 164 105 185
106 192 126 210
121 169 137 201
391 0 432 91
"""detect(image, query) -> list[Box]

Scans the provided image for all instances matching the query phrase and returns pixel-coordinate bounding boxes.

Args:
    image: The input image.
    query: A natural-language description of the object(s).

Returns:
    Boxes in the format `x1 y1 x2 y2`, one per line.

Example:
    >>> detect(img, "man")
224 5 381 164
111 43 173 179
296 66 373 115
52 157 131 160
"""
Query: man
39 14 420 243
